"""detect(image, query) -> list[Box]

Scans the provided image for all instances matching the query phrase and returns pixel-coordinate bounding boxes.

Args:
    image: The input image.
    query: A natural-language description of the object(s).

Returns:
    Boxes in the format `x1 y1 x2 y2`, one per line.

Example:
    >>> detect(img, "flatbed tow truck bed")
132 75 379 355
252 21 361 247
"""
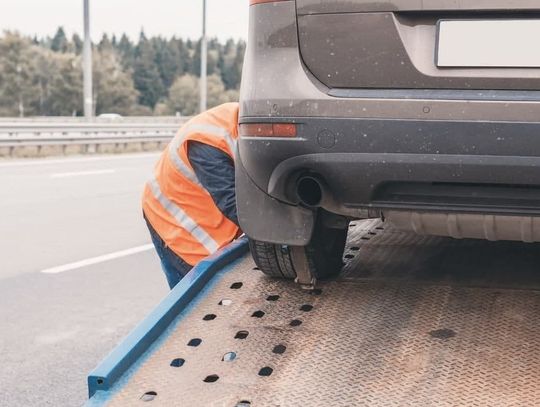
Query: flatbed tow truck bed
87 220 540 406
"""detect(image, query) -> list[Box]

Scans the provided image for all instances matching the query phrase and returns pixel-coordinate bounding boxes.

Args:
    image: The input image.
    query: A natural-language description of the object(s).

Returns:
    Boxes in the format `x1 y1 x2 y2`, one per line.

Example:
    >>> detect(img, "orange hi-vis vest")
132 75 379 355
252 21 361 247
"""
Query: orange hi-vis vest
142 103 240 266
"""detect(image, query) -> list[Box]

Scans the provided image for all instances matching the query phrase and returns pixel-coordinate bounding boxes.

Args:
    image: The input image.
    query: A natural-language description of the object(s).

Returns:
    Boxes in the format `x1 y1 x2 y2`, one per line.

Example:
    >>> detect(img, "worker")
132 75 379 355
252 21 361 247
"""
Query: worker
142 103 240 289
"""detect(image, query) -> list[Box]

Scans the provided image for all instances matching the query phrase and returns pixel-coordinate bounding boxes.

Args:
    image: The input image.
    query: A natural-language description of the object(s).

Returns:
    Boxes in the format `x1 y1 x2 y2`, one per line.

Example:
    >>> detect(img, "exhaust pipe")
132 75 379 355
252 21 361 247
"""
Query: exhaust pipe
296 175 325 207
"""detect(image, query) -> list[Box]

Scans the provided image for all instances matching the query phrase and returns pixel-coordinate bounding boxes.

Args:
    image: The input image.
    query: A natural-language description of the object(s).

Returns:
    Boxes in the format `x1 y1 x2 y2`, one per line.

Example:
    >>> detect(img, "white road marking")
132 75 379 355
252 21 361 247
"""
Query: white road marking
0 152 160 168
40 244 154 274
50 169 116 178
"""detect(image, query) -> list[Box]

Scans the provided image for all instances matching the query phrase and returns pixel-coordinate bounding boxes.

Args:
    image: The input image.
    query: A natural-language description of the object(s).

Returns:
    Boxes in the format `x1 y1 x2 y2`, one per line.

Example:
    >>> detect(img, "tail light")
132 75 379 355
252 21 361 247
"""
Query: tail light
249 0 290 5
239 123 297 138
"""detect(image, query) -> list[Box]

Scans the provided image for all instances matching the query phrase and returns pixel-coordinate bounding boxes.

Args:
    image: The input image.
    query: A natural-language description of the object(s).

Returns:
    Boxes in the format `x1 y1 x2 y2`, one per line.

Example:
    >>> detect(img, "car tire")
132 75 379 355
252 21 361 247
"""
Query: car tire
249 217 348 280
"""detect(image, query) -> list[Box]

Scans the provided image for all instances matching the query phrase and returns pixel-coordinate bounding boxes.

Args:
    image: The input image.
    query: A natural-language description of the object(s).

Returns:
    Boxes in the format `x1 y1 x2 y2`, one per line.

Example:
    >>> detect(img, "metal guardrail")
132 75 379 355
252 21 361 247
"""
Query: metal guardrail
0 122 187 137
0 134 174 158
0 135 172 146
0 121 192 158
0 120 190 157
0 116 189 123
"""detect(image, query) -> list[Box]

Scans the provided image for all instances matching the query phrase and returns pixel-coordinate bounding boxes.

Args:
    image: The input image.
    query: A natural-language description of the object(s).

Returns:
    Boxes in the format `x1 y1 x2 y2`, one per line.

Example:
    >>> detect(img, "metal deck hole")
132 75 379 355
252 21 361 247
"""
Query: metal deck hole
266 295 280 301
253 267 260 270
272 344 287 354
368 231 377 235
251 310 265 318
235 401 251 407
222 352 237 362
258 367 273 377
187 338 202 347
350 246 360 251
235 330 249 339
376 226 384 230
350 223 357 227
203 314 217 321
170 358 185 367
345 254 354 259
300 304 313 312
140 391 157 402
230 282 243 289
290 319 302 327
429 328 456 340
203 374 220 383
219 299 232 306
361 236 370 240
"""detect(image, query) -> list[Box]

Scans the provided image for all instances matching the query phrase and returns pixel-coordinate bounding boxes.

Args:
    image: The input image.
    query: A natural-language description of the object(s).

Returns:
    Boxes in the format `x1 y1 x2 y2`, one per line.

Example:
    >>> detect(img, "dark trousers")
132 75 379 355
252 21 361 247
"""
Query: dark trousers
144 217 193 289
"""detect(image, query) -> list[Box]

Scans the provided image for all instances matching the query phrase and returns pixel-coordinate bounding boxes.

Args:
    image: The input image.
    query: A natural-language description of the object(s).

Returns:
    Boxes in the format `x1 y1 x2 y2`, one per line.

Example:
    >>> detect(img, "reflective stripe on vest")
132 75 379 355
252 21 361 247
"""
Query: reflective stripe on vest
167 123 236 185
142 102 240 266
147 178 219 253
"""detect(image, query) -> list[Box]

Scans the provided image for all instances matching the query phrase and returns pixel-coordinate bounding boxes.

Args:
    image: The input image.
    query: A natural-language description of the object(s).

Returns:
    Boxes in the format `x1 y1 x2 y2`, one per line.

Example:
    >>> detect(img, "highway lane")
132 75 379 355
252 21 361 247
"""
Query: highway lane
0 153 163 279
0 153 169 406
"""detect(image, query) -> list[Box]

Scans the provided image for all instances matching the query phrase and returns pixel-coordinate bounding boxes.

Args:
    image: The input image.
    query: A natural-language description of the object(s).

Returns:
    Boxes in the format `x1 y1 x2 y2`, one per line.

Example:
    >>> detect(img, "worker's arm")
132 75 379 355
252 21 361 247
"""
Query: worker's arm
187 141 239 227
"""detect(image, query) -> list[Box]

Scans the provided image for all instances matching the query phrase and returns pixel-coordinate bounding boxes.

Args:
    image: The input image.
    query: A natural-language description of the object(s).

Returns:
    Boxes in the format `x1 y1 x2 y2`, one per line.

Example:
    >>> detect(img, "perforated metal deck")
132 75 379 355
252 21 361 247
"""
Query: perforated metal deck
106 221 540 406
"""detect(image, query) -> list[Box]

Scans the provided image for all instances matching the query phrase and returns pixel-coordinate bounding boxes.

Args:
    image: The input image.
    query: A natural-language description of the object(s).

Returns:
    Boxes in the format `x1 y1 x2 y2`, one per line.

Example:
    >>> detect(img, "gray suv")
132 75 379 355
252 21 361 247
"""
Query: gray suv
236 0 540 280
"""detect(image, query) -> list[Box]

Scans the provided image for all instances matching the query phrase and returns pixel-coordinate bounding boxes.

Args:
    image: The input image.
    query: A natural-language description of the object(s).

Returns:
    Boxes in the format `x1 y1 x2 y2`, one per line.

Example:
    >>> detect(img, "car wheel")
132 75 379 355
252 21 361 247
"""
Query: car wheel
249 217 348 280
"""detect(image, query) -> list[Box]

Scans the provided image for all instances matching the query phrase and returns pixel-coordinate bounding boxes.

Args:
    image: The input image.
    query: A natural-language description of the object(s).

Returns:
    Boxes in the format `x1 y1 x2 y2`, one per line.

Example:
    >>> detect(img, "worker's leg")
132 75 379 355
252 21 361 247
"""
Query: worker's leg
145 218 192 289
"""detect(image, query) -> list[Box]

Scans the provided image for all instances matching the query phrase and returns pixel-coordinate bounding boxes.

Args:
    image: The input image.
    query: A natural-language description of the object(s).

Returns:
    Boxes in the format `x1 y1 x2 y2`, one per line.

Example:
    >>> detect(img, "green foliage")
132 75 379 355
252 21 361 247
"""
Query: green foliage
167 74 199 116
0 33 40 117
117 34 135 70
133 33 166 108
51 27 69 53
167 73 238 116
71 34 83 54
0 29 246 116
93 46 139 116
44 52 83 115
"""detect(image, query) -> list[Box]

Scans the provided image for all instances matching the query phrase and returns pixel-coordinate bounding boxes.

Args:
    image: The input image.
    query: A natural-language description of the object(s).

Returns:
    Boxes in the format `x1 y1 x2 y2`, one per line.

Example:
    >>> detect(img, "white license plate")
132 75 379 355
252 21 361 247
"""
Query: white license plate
437 20 540 68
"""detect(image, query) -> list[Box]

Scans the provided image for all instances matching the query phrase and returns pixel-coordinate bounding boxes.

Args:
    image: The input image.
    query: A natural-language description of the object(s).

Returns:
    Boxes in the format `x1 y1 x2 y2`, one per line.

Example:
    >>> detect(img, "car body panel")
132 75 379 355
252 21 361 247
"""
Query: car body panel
296 0 540 14
240 3 540 121
238 0 540 244
240 117 540 213
298 13 540 90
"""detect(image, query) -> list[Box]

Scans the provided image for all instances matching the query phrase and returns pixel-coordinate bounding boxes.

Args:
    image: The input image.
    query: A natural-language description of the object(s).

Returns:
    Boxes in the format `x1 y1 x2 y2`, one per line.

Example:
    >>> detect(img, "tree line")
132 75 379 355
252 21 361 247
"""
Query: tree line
0 28 246 117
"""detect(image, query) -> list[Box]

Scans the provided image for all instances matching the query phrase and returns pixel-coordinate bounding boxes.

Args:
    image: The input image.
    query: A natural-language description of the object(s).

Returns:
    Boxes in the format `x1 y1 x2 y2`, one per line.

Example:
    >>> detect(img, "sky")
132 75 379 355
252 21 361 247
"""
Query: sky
0 0 249 41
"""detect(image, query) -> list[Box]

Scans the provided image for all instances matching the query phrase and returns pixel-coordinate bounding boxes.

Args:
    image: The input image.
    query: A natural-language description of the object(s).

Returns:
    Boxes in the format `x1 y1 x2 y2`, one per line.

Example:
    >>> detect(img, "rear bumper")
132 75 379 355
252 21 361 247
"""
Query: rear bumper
263 150 540 216
236 145 315 245
237 116 540 221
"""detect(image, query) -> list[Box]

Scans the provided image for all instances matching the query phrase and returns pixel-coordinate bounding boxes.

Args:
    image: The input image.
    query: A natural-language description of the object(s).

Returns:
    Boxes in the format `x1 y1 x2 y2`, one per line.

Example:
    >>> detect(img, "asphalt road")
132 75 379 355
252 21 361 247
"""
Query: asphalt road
0 153 169 406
